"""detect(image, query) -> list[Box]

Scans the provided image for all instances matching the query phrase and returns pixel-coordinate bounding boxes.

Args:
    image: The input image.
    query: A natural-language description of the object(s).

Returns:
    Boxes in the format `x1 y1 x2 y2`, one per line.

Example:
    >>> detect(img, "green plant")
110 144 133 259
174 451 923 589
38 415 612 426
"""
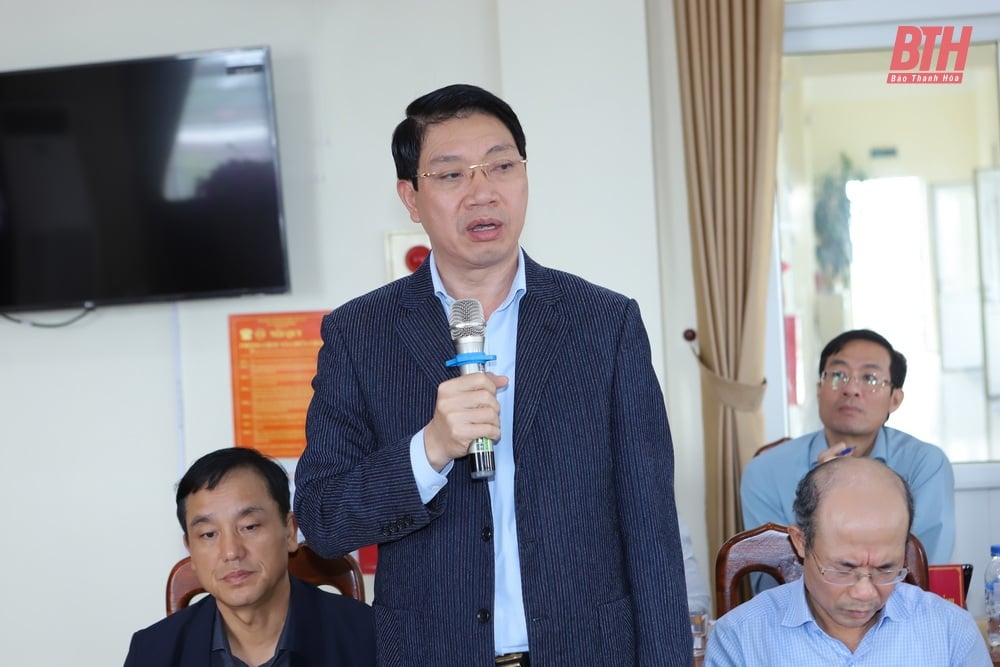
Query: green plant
814 153 865 292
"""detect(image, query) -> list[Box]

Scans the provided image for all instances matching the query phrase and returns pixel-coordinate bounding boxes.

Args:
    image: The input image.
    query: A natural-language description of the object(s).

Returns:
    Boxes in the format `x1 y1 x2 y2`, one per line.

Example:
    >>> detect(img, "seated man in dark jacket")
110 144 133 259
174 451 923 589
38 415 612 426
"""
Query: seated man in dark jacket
124 447 375 666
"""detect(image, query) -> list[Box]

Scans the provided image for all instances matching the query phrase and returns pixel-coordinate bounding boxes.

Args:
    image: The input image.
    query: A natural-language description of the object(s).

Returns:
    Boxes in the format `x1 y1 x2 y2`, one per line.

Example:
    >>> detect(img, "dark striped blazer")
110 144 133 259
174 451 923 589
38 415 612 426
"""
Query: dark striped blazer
295 253 691 666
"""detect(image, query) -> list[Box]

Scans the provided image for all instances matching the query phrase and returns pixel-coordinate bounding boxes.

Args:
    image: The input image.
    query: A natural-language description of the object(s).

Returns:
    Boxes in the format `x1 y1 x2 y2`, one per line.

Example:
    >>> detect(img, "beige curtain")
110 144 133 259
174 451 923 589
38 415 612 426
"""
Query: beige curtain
672 0 784 587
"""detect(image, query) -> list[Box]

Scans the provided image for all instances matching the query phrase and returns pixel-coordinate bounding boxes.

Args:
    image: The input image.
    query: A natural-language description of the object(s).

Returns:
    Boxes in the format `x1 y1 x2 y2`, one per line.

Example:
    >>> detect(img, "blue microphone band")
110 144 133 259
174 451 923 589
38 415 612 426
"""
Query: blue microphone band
445 352 497 368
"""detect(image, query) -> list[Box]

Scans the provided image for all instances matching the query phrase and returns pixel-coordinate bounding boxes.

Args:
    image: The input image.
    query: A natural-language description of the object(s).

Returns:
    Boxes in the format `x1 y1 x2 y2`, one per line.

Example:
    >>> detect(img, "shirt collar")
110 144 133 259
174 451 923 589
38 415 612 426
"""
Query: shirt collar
807 427 889 468
783 572 900 636
210 608 228 655
429 248 527 312
868 427 889 461
878 582 909 624
782 577 815 629
210 591 295 665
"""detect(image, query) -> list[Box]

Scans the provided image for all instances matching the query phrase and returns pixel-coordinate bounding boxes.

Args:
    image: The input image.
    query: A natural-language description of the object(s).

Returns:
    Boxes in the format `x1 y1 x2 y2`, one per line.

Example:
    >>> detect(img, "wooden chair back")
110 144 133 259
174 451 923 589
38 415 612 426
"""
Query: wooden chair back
165 542 365 615
715 522 929 616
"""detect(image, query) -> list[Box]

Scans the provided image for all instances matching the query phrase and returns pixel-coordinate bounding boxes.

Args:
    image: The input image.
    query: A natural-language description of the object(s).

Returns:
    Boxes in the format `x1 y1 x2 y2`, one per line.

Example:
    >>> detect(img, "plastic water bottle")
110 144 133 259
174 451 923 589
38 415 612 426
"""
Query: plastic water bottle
986 545 1000 647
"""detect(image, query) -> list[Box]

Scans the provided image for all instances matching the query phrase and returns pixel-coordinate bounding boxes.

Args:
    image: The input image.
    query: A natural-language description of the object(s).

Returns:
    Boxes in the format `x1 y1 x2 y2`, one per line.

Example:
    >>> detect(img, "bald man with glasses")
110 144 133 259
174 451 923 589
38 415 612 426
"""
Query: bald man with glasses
709 457 987 666
741 329 955 575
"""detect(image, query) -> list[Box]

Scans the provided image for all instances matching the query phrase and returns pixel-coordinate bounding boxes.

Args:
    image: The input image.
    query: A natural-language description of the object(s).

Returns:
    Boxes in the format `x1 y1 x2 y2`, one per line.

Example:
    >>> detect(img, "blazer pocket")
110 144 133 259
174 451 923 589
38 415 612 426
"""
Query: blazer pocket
597 595 637 666
373 603 425 667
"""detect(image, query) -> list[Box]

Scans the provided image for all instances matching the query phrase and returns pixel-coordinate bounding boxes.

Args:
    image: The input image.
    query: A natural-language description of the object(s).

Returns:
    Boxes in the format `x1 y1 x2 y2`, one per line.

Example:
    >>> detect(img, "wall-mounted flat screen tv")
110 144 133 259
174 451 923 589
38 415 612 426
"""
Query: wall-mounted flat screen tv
0 45 289 313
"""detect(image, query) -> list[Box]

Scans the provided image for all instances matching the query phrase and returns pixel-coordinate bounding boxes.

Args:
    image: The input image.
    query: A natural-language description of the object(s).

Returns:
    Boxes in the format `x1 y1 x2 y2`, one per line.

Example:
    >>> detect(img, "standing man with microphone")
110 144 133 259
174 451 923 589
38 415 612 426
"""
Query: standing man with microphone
294 84 691 666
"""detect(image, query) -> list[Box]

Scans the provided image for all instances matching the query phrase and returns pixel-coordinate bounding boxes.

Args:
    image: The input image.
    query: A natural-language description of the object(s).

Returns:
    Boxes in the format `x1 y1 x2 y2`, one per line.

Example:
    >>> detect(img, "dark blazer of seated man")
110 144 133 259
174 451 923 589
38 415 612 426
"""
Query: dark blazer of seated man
124 447 375 667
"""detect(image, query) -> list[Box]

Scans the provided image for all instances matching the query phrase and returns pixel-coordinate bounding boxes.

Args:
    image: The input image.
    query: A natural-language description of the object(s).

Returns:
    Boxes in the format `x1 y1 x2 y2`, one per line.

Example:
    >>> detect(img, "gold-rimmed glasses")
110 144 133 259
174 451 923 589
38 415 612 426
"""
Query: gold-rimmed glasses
820 370 893 393
811 552 908 586
416 156 527 191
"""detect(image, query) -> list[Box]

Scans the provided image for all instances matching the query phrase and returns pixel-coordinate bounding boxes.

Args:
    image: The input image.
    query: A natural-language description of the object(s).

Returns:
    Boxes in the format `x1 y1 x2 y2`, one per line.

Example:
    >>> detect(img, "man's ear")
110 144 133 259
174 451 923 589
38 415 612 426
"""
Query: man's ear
788 525 807 560
888 387 904 414
397 179 421 223
285 512 300 553
183 534 195 569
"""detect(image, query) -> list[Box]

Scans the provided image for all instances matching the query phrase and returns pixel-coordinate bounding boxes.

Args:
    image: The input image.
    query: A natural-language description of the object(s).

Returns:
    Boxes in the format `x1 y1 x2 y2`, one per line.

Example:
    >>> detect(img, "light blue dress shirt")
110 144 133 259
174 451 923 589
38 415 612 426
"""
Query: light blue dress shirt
741 426 955 564
706 578 991 666
408 249 528 654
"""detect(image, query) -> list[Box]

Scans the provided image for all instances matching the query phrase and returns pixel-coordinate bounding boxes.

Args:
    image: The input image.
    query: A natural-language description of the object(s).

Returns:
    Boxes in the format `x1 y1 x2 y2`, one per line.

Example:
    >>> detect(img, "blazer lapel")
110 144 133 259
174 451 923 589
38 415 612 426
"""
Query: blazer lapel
396 261 454 387
286 576 325 663
512 256 567 457
173 596 217 667
393 255 568 454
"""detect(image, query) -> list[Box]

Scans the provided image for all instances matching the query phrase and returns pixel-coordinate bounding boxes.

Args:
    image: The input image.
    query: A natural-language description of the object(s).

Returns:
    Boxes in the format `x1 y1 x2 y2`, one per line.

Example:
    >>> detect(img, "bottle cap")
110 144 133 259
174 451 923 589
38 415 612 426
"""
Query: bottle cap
992 545 1000 556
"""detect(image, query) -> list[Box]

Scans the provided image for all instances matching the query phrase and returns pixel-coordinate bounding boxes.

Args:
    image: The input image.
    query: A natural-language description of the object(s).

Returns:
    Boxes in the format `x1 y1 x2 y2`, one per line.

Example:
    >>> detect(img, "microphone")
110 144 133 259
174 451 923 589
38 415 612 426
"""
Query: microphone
445 298 496 481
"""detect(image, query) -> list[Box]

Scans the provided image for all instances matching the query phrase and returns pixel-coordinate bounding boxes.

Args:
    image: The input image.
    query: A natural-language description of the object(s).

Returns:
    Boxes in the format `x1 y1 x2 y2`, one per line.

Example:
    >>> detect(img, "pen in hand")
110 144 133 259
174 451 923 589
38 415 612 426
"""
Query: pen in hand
838 447 854 457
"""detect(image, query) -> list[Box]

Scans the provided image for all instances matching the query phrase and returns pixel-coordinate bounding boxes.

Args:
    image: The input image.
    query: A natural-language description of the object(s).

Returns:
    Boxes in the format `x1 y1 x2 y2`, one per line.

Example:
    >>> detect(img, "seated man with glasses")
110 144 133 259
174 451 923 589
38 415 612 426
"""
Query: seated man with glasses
741 329 954 580
707 456 988 665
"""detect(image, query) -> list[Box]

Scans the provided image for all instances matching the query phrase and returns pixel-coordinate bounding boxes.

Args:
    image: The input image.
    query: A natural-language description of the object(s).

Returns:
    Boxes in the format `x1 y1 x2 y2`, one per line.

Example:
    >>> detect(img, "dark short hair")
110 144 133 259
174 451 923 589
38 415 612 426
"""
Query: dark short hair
792 457 914 552
818 329 907 389
391 83 527 190
175 447 290 534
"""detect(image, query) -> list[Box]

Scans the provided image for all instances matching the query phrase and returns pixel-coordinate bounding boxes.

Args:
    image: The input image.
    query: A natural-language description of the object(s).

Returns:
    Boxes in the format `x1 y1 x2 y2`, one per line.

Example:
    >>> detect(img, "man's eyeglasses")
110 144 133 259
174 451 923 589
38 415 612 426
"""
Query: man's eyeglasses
416 156 527 191
811 553 908 586
820 370 892 393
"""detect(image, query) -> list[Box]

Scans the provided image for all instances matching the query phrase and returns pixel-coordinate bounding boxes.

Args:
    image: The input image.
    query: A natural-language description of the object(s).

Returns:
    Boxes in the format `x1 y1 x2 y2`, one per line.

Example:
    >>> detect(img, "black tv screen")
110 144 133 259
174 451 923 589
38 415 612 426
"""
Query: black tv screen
0 46 289 313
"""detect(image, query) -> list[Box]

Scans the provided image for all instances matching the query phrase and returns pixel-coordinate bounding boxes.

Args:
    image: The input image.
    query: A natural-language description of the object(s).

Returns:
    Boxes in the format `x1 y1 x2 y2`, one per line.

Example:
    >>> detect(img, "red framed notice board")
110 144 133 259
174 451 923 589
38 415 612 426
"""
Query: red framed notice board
229 311 326 458
928 564 968 608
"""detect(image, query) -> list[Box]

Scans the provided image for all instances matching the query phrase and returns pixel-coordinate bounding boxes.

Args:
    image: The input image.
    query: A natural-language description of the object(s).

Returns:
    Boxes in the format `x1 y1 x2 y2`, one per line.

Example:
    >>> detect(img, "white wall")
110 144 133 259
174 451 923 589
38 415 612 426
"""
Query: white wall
0 1 705 664
643 0 712 596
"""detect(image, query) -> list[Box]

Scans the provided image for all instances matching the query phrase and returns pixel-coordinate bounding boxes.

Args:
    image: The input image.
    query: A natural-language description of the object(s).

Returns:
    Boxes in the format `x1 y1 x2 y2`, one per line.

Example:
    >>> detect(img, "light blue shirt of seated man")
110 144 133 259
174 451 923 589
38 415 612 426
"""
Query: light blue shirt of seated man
409 249 528 655
741 426 955 564
706 578 990 666
716 455 984 667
